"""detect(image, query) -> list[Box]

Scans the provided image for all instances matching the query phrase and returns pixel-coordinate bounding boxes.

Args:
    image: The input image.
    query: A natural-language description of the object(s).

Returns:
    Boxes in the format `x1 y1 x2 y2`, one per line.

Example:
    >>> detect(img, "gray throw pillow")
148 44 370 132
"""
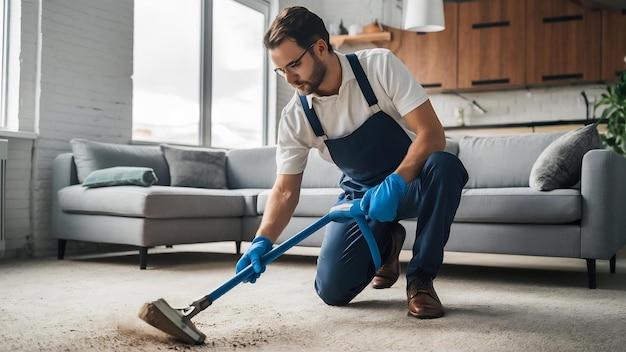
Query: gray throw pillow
71 139 170 185
529 124 603 191
161 144 227 189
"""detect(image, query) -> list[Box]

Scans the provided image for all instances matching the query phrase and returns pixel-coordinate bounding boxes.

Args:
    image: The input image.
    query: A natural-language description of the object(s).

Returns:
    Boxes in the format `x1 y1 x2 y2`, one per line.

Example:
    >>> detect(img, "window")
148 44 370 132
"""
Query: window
210 0 268 148
132 0 202 144
133 0 269 148
0 0 20 131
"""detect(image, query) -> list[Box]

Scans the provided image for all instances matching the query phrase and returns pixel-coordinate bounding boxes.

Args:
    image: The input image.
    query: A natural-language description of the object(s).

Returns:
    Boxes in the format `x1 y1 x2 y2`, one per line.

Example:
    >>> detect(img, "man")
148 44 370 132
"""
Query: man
236 6 468 319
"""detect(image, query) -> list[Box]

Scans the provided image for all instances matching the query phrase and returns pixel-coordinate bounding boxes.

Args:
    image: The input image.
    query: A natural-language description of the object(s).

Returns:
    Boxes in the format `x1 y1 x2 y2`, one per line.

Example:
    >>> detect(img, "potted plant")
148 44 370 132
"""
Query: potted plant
595 70 626 155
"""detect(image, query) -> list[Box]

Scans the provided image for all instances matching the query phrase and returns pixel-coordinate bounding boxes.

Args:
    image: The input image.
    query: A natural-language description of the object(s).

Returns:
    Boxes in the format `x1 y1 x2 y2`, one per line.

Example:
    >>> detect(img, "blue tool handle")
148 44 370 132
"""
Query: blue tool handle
207 201 381 303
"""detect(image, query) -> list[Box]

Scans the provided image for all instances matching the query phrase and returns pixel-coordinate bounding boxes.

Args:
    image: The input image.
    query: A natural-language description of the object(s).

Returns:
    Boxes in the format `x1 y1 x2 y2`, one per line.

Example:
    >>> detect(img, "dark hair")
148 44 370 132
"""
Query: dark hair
263 6 333 52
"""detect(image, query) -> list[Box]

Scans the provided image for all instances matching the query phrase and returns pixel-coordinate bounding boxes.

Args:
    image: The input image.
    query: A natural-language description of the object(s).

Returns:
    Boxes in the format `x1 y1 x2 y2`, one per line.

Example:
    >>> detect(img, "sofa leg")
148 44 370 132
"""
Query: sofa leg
586 259 596 289
139 247 148 270
235 241 242 255
57 239 67 260
610 254 616 274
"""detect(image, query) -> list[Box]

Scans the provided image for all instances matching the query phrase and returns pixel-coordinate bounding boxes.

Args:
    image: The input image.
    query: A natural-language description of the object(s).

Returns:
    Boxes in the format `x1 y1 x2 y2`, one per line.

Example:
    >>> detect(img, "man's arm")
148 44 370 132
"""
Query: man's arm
394 100 446 184
255 172 304 243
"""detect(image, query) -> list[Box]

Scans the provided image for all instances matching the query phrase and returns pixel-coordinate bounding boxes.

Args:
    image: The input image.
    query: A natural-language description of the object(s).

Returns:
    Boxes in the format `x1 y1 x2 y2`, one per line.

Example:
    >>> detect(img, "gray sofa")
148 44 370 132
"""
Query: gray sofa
52 132 626 288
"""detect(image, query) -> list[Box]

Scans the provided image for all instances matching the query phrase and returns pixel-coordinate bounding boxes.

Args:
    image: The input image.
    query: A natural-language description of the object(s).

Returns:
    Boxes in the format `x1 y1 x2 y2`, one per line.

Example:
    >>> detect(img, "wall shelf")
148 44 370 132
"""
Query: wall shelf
329 32 392 48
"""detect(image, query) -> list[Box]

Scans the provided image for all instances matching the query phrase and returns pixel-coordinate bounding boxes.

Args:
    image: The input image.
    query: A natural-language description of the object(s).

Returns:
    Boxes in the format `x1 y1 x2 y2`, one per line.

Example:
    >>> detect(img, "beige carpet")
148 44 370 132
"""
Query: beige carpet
1 243 625 352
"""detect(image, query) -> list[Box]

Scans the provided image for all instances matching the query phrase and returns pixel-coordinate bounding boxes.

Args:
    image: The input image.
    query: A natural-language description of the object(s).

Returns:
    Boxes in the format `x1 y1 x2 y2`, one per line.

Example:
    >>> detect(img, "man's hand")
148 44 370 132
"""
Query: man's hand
360 173 406 222
236 236 272 283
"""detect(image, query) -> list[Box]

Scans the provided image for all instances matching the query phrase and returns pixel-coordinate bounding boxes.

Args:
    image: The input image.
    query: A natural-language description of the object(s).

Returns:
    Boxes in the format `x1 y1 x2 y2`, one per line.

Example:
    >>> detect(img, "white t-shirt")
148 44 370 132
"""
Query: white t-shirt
276 48 429 175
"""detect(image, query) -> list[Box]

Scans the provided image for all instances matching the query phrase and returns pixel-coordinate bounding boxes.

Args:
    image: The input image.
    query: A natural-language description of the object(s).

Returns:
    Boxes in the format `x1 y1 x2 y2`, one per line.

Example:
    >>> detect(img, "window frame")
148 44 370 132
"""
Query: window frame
1 0 9 128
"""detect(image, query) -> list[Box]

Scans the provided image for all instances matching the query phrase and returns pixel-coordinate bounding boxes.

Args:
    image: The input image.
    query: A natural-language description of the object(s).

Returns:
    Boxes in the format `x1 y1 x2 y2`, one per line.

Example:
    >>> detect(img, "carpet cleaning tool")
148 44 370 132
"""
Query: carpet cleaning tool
138 201 381 344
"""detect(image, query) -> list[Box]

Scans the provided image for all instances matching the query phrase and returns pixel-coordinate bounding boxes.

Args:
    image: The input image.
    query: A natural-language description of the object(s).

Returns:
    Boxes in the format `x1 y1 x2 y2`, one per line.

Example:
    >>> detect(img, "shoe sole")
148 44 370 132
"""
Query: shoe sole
407 310 444 319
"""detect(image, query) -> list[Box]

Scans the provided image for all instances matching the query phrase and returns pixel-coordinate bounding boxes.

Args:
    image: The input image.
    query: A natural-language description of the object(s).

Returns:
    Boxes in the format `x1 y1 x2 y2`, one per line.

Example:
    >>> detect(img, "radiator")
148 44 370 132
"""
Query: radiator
0 139 6 258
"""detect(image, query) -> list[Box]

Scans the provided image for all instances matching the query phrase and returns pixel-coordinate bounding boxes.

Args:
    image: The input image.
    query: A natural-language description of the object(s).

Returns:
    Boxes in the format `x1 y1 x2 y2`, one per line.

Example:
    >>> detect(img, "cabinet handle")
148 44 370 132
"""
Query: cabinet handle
472 21 510 29
542 73 583 81
422 83 442 88
543 14 583 23
471 78 510 86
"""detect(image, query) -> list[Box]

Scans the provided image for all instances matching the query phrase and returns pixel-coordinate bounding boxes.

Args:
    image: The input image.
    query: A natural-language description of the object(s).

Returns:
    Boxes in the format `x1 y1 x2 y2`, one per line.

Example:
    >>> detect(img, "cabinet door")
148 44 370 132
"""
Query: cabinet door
380 2 458 91
526 0 601 85
601 9 626 82
457 0 526 89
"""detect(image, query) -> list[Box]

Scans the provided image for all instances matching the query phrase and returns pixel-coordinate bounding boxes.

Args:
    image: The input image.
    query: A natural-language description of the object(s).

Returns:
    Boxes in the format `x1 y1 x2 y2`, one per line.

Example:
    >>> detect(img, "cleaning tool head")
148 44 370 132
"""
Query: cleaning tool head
138 298 206 345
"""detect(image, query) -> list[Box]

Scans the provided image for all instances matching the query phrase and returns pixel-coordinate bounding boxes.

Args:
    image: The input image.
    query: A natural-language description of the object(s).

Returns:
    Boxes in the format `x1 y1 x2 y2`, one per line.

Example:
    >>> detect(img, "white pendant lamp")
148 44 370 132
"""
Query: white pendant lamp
403 0 445 32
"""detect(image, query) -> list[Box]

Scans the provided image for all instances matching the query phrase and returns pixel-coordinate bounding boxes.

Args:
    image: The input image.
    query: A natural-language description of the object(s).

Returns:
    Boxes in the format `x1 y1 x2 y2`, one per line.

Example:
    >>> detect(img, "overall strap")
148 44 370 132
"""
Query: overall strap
346 53 378 107
299 94 326 138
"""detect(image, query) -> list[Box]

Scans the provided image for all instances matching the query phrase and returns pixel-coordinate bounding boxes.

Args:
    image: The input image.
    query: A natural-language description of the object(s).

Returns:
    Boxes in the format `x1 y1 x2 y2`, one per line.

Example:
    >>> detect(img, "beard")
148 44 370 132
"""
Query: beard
294 55 326 95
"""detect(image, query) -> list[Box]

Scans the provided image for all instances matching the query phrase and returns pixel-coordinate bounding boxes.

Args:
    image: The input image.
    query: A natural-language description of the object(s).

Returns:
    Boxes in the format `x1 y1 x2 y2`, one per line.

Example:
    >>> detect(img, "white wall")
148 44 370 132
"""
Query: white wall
2 0 133 259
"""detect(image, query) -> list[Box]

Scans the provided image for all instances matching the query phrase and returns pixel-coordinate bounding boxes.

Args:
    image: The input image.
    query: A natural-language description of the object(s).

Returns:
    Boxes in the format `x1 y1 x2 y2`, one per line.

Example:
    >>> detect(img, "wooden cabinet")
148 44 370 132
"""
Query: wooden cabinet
457 0 526 89
379 2 458 91
601 9 626 82
526 0 602 85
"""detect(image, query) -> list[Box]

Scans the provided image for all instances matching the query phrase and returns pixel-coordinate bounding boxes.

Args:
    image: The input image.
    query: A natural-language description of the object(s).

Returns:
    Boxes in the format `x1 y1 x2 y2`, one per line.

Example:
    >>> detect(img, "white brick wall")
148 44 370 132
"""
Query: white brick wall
2 0 133 258
31 0 133 256
3 137 34 258
428 84 606 128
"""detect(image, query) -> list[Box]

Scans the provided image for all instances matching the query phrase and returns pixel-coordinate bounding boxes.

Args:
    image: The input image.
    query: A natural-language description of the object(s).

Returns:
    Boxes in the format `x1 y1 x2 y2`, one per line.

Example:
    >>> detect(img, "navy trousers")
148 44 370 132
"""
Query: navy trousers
315 151 468 306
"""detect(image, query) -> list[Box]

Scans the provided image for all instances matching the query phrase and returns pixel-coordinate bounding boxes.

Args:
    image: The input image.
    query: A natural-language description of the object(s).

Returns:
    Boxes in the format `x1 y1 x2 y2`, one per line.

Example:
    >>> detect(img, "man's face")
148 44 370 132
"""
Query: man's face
270 40 326 95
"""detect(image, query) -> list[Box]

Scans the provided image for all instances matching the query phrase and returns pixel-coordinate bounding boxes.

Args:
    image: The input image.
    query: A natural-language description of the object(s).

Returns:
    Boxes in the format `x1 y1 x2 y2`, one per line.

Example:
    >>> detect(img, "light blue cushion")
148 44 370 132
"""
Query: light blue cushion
82 166 158 188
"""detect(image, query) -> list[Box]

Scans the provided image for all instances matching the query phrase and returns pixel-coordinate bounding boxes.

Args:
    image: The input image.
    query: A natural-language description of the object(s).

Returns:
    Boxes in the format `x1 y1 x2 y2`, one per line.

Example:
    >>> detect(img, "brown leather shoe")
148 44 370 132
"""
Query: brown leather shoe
407 278 444 319
371 223 406 289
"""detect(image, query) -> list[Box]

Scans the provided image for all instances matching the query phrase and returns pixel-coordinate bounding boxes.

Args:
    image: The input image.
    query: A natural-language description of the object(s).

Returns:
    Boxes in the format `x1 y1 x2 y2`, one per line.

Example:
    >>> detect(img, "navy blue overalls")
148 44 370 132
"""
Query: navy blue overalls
299 53 468 306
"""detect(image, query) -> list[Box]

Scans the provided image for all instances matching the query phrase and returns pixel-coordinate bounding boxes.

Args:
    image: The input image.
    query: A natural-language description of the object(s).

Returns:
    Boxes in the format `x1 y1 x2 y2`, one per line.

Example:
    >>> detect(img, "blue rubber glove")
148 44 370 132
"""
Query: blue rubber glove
360 173 406 222
236 236 272 283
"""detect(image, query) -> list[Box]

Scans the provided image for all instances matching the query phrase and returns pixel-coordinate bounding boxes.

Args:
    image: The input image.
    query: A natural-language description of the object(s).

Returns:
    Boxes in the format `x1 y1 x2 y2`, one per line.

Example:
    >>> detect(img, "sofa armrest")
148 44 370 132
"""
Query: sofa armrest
580 149 626 259
53 153 79 190
52 153 78 238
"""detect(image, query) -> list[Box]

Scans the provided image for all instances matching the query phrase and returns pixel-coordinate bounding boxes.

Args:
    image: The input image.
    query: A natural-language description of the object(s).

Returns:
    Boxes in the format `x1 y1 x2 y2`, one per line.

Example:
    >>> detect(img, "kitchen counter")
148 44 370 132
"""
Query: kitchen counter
444 118 605 136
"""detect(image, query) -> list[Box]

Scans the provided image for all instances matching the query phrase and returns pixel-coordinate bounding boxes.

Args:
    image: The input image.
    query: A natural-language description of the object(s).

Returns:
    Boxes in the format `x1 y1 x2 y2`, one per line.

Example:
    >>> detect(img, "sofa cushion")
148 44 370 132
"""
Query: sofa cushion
458 132 564 188
444 137 459 155
161 144 227 189
58 185 246 218
301 149 343 188
455 187 581 224
257 188 342 217
227 146 277 189
71 139 170 185
82 167 158 188
529 124 602 191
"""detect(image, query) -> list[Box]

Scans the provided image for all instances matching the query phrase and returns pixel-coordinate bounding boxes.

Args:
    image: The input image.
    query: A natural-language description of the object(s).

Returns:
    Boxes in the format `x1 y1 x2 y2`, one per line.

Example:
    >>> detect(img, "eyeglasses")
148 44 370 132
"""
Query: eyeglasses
274 43 316 77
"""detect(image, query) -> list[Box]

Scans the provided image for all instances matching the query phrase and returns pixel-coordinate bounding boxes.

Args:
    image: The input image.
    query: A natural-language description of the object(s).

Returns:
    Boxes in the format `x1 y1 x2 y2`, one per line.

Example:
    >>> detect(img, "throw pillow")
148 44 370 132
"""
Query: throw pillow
82 166 158 188
529 124 603 191
160 144 227 189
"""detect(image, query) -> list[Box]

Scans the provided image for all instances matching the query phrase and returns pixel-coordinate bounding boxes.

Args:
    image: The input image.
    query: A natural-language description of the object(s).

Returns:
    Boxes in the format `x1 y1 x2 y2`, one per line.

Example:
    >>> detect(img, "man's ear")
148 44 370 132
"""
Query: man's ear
313 38 329 56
